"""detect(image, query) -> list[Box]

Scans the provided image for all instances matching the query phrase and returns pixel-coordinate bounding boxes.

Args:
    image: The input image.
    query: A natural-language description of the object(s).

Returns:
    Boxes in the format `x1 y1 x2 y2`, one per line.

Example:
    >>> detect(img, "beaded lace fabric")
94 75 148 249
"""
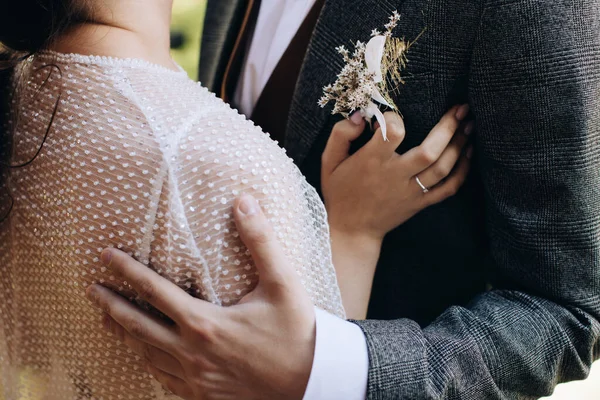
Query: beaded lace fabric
0 52 344 399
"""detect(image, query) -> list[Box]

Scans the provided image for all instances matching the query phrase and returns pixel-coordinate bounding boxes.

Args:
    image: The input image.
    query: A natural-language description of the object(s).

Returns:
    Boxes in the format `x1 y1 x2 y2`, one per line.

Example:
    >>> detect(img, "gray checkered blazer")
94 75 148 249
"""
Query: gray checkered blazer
200 0 600 398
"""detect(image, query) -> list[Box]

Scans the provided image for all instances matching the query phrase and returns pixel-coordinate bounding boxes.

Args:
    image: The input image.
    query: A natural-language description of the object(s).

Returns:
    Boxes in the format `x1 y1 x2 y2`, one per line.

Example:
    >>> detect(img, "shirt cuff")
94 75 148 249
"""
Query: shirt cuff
303 307 369 400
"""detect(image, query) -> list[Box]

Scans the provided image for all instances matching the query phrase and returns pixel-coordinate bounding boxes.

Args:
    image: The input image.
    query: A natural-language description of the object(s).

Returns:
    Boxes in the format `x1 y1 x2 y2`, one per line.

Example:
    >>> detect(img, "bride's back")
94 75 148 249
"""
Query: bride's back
0 52 343 399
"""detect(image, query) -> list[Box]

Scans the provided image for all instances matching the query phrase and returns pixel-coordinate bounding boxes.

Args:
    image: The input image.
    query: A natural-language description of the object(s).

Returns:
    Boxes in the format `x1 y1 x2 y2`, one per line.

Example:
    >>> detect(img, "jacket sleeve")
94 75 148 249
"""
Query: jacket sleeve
354 1 600 398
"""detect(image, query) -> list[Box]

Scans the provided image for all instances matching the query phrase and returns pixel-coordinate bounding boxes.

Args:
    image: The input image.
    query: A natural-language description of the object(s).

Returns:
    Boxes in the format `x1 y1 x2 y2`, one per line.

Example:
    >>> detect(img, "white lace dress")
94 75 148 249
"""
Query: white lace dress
0 52 344 400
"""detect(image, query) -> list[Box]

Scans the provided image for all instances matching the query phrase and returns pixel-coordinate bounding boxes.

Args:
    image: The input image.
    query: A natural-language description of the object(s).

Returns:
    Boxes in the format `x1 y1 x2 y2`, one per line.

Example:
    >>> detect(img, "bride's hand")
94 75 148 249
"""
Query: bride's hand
322 105 473 244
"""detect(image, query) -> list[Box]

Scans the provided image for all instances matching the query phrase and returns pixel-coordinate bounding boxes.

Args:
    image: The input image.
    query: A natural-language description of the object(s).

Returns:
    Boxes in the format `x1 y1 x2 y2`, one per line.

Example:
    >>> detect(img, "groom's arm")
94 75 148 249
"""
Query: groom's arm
347 1 600 398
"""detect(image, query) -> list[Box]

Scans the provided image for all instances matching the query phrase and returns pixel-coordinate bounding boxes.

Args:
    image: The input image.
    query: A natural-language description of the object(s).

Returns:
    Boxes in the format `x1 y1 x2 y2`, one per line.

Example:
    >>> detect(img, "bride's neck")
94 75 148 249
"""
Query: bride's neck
50 0 177 71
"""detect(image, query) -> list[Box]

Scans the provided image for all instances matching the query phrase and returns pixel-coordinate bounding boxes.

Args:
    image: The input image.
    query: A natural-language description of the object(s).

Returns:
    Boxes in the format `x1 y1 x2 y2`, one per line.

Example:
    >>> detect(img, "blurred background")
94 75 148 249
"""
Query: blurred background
170 0 206 79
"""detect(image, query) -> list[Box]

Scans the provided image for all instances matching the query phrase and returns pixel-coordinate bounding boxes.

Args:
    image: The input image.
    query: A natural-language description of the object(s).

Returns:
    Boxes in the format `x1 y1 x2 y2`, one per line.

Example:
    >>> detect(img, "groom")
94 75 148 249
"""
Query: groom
91 0 600 398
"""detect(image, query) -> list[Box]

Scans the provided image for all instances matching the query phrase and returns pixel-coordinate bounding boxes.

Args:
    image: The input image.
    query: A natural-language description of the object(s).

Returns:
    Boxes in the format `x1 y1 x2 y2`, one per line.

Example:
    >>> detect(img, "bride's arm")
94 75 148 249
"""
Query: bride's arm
322 107 473 319
154 102 344 316
329 229 382 320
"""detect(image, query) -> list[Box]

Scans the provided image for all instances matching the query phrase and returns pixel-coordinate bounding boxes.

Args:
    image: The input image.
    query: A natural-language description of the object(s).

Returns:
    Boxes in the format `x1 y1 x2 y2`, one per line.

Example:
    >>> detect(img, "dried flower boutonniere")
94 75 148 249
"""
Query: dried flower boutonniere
318 11 420 140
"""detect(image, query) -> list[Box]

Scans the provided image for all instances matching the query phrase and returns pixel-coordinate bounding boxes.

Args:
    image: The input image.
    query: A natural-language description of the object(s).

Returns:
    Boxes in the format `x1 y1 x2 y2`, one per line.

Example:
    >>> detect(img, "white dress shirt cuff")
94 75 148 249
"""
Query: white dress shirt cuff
303 308 369 400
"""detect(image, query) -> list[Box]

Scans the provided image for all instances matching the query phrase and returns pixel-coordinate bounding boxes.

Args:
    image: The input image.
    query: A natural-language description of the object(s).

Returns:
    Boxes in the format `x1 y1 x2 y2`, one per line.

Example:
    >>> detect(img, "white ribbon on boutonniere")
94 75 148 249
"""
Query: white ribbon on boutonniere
363 35 396 140
318 11 418 141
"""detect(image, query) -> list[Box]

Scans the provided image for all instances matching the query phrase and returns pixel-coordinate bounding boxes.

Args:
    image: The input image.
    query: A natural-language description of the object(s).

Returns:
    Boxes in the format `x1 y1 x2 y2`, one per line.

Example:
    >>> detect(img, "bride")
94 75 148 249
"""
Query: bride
0 0 472 398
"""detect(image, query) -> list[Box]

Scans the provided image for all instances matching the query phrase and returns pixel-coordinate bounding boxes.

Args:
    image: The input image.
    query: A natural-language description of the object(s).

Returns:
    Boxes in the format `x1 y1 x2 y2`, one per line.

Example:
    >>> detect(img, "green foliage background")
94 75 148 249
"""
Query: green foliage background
171 0 207 79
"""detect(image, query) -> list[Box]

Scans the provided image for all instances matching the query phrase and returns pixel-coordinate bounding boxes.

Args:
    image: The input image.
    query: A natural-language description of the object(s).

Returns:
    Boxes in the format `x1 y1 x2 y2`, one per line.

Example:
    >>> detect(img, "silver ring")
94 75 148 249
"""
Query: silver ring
415 176 429 193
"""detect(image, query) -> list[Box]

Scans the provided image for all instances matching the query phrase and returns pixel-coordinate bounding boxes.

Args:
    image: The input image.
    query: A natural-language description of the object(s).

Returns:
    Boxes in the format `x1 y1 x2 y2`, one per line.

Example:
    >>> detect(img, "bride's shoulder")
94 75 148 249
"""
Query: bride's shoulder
147 78 314 217
25 53 301 182
167 90 303 192
119 70 300 174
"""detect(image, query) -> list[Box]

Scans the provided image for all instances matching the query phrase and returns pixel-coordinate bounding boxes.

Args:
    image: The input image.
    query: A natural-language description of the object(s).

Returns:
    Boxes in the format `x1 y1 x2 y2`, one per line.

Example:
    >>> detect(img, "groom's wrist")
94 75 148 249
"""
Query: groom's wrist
303 308 369 400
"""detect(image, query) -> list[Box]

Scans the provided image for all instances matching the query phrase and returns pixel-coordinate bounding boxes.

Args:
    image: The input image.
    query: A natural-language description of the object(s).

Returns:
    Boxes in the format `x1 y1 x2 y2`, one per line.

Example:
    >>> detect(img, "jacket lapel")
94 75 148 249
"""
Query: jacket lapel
198 0 252 93
285 0 410 165
284 0 341 165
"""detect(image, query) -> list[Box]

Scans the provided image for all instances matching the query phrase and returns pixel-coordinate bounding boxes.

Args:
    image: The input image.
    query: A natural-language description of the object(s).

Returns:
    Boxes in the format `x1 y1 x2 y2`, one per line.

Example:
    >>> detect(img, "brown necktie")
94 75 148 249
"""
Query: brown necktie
251 0 325 145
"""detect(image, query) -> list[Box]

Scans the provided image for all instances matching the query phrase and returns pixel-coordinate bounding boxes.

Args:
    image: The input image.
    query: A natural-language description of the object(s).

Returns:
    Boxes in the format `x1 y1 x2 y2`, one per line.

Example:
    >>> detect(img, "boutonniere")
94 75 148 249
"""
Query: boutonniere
318 11 419 141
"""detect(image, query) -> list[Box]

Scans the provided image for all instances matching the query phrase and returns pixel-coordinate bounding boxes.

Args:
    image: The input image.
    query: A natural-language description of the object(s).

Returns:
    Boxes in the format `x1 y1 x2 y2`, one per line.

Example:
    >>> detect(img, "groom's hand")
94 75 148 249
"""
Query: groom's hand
85 195 316 400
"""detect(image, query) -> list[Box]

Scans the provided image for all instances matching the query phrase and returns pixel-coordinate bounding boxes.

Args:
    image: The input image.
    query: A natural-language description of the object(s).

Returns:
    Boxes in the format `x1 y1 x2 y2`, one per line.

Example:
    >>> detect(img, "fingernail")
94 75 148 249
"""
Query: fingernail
350 111 363 125
463 121 474 136
86 285 98 304
466 145 474 159
238 194 258 216
100 249 112 266
455 104 470 121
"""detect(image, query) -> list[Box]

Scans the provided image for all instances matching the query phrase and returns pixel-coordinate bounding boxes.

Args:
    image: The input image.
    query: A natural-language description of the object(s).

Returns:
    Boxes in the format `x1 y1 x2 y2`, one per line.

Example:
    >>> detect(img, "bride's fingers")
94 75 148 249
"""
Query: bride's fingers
102 314 185 379
412 121 473 189
422 147 473 207
322 113 366 178
401 104 469 174
361 112 405 159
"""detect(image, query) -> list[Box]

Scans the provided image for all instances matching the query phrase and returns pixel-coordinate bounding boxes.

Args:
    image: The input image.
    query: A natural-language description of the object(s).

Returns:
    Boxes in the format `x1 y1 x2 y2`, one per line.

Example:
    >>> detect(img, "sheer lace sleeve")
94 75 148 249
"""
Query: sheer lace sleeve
119 67 345 315
0 53 343 400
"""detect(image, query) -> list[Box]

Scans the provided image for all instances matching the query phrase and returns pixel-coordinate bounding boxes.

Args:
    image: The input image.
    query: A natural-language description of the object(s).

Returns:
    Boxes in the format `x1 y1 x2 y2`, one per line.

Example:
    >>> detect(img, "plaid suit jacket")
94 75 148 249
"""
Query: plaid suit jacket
200 0 600 398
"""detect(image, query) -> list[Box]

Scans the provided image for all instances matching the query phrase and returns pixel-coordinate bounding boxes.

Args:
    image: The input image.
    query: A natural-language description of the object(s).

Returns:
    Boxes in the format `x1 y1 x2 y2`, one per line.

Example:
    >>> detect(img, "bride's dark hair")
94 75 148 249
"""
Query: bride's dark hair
0 0 91 52
0 0 90 220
